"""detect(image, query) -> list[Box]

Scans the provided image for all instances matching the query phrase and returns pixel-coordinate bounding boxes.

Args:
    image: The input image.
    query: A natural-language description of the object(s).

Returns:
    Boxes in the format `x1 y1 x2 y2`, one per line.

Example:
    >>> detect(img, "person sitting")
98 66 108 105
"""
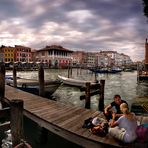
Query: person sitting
109 103 138 143
104 94 127 121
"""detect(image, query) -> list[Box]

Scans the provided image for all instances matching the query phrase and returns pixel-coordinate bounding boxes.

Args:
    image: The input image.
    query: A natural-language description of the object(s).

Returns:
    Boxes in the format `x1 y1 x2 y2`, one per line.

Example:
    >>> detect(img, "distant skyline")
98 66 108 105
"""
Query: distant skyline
0 0 147 61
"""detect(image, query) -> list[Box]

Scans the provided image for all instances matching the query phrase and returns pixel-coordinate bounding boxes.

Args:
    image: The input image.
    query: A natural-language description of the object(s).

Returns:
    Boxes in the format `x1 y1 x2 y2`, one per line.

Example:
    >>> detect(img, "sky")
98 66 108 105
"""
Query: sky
0 0 147 61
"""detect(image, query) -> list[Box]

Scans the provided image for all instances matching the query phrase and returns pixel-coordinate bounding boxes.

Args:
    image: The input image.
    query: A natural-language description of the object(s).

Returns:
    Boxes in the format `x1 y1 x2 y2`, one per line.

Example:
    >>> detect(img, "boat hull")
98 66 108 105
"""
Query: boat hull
90 68 122 74
5 76 61 98
58 75 98 87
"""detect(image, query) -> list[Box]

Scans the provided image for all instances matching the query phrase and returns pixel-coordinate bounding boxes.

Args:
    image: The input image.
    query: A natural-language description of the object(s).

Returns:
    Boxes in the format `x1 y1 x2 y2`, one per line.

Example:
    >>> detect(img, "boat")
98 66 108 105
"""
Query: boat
89 68 108 74
109 67 122 73
5 76 61 98
89 67 122 74
123 68 134 72
58 75 98 87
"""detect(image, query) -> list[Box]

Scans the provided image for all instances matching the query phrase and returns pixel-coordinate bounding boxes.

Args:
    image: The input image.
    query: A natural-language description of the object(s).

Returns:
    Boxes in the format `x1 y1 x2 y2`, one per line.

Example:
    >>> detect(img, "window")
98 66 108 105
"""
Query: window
42 52 45 56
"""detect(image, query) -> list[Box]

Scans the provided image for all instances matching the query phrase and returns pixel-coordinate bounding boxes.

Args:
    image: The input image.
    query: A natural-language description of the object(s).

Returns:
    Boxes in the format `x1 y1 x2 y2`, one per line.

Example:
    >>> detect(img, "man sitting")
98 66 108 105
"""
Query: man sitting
104 94 128 121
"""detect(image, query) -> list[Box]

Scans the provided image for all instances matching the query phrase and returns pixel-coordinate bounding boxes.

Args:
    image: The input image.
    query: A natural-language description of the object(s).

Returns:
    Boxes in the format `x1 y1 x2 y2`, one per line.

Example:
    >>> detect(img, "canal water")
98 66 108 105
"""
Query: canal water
5 68 148 148
6 68 148 110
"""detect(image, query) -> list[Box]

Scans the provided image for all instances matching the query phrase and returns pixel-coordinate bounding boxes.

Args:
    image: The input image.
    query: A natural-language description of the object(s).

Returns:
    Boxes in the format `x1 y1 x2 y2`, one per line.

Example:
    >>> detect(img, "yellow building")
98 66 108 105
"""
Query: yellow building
3 46 15 63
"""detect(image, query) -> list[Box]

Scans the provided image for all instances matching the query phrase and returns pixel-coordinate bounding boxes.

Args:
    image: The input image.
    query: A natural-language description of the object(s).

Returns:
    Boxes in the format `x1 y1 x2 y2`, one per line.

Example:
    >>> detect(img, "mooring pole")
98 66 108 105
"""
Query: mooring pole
38 64 45 97
98 80 105 111
85 82 91 109
13 65 17 88
10 99 24 147
0 62 5 107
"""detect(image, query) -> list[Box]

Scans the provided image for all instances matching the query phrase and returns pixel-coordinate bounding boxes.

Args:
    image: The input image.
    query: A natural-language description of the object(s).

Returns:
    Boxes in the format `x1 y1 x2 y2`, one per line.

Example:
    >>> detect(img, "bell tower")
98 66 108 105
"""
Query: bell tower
145 38 148 69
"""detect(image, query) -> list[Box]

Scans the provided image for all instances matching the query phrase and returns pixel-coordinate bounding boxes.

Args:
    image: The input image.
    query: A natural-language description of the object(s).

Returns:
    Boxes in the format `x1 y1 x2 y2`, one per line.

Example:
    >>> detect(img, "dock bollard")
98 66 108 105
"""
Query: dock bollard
85 82 91 109
10 99 24 147
38 64 45 97
98 80 105 111
13 65 17 88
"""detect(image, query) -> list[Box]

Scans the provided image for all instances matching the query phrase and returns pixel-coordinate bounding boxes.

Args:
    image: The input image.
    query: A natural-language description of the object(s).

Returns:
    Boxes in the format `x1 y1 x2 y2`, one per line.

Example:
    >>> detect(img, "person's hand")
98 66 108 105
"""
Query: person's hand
112 111 116 119
104 109 108 115
109 121 112 127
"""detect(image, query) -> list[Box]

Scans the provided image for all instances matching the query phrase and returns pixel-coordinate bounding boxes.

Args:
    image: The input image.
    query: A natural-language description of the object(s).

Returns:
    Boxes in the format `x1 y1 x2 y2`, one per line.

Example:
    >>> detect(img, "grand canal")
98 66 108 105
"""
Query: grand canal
6 68 148 110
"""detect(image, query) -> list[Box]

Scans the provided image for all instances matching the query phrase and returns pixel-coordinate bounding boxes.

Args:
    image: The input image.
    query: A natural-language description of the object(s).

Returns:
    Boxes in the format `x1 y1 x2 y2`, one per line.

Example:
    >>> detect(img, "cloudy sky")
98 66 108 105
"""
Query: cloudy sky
0 0 147 61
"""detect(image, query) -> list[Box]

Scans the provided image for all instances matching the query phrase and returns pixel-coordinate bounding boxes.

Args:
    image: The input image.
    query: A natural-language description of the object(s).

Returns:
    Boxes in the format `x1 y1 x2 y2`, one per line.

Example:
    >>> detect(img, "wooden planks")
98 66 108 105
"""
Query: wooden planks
4 85 148 148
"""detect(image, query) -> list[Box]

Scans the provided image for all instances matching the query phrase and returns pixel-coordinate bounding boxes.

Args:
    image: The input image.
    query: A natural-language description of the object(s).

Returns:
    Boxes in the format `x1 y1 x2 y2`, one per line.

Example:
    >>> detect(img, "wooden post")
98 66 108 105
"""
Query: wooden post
13 65 17 88
80 67 82 75
0 62 5 105
77 67 79 76
95 72 97 82
85 82 91 109
10 99 24 147
137 63 140 83
68 63 70 78
98 80 105 111
38 64 45 97
70 65 72 77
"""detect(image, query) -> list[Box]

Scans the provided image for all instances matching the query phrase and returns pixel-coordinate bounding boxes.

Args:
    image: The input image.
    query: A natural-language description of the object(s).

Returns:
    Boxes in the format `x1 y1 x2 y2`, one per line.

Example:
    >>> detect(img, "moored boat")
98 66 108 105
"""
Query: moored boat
58 75 98 87
5 76 61 98
89 67 122 74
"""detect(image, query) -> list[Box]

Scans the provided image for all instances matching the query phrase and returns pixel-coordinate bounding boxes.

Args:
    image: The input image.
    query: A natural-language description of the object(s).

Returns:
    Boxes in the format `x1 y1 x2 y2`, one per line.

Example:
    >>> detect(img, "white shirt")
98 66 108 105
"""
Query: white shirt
117 113 137 143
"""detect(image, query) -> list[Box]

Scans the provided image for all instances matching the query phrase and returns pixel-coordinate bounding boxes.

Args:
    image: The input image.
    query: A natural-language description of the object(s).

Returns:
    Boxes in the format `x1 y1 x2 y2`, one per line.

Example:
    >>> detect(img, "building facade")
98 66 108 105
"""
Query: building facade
14 45 32 63
34 45 73 68
0 46 4 62
1 46 15 63
71 51 85 67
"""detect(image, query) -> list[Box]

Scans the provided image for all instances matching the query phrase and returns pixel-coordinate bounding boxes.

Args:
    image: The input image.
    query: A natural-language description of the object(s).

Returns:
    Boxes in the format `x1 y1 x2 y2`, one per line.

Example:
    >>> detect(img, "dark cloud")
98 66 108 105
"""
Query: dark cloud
0 0 147 61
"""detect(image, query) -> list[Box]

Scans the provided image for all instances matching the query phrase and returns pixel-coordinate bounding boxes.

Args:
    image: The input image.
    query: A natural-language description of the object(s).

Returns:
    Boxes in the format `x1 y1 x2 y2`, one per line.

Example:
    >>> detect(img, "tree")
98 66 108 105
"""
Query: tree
143 0 148 18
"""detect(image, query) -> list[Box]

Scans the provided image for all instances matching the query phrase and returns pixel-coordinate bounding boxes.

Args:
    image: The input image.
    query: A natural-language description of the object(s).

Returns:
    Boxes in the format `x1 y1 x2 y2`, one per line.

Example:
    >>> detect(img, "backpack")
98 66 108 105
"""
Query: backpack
82 117 94 129
136 123 148 143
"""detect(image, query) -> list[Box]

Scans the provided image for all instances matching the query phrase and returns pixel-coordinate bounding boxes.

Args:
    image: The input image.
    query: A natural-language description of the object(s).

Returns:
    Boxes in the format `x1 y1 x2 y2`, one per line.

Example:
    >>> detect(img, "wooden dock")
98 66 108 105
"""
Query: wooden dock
3 85 148 148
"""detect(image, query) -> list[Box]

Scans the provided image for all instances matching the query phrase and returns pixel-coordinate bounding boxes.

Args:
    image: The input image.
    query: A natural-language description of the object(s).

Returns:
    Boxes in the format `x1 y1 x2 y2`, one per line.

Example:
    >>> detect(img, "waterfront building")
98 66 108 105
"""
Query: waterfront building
34 45 73 68
121 54 133 65
14 45 32 63
71 51 85 67
97 53 112 67
0 45 4 62
100 51 116 66
85 52 97 68
1 46 15 63
100 50 133 67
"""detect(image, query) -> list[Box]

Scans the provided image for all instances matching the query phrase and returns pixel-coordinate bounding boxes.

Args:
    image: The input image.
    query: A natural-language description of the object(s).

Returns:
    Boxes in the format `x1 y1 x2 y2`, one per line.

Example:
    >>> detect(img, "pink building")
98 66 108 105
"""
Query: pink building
71 51 86 66
14 45 32 63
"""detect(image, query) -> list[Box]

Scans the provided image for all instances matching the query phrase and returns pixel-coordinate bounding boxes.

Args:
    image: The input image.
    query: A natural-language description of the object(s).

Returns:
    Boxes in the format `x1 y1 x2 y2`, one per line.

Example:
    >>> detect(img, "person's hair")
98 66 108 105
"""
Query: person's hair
120 103 129 114
120 103 136 120
114 94 121 99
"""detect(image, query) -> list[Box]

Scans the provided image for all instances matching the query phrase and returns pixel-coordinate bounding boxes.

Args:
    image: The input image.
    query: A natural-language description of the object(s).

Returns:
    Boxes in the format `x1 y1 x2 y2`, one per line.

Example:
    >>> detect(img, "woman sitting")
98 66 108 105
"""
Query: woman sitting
109 103 138 143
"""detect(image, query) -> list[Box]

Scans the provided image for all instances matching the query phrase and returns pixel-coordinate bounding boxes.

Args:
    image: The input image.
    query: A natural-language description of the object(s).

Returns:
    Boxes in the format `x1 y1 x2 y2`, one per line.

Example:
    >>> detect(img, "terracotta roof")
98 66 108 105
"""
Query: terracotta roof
37 45 73 52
